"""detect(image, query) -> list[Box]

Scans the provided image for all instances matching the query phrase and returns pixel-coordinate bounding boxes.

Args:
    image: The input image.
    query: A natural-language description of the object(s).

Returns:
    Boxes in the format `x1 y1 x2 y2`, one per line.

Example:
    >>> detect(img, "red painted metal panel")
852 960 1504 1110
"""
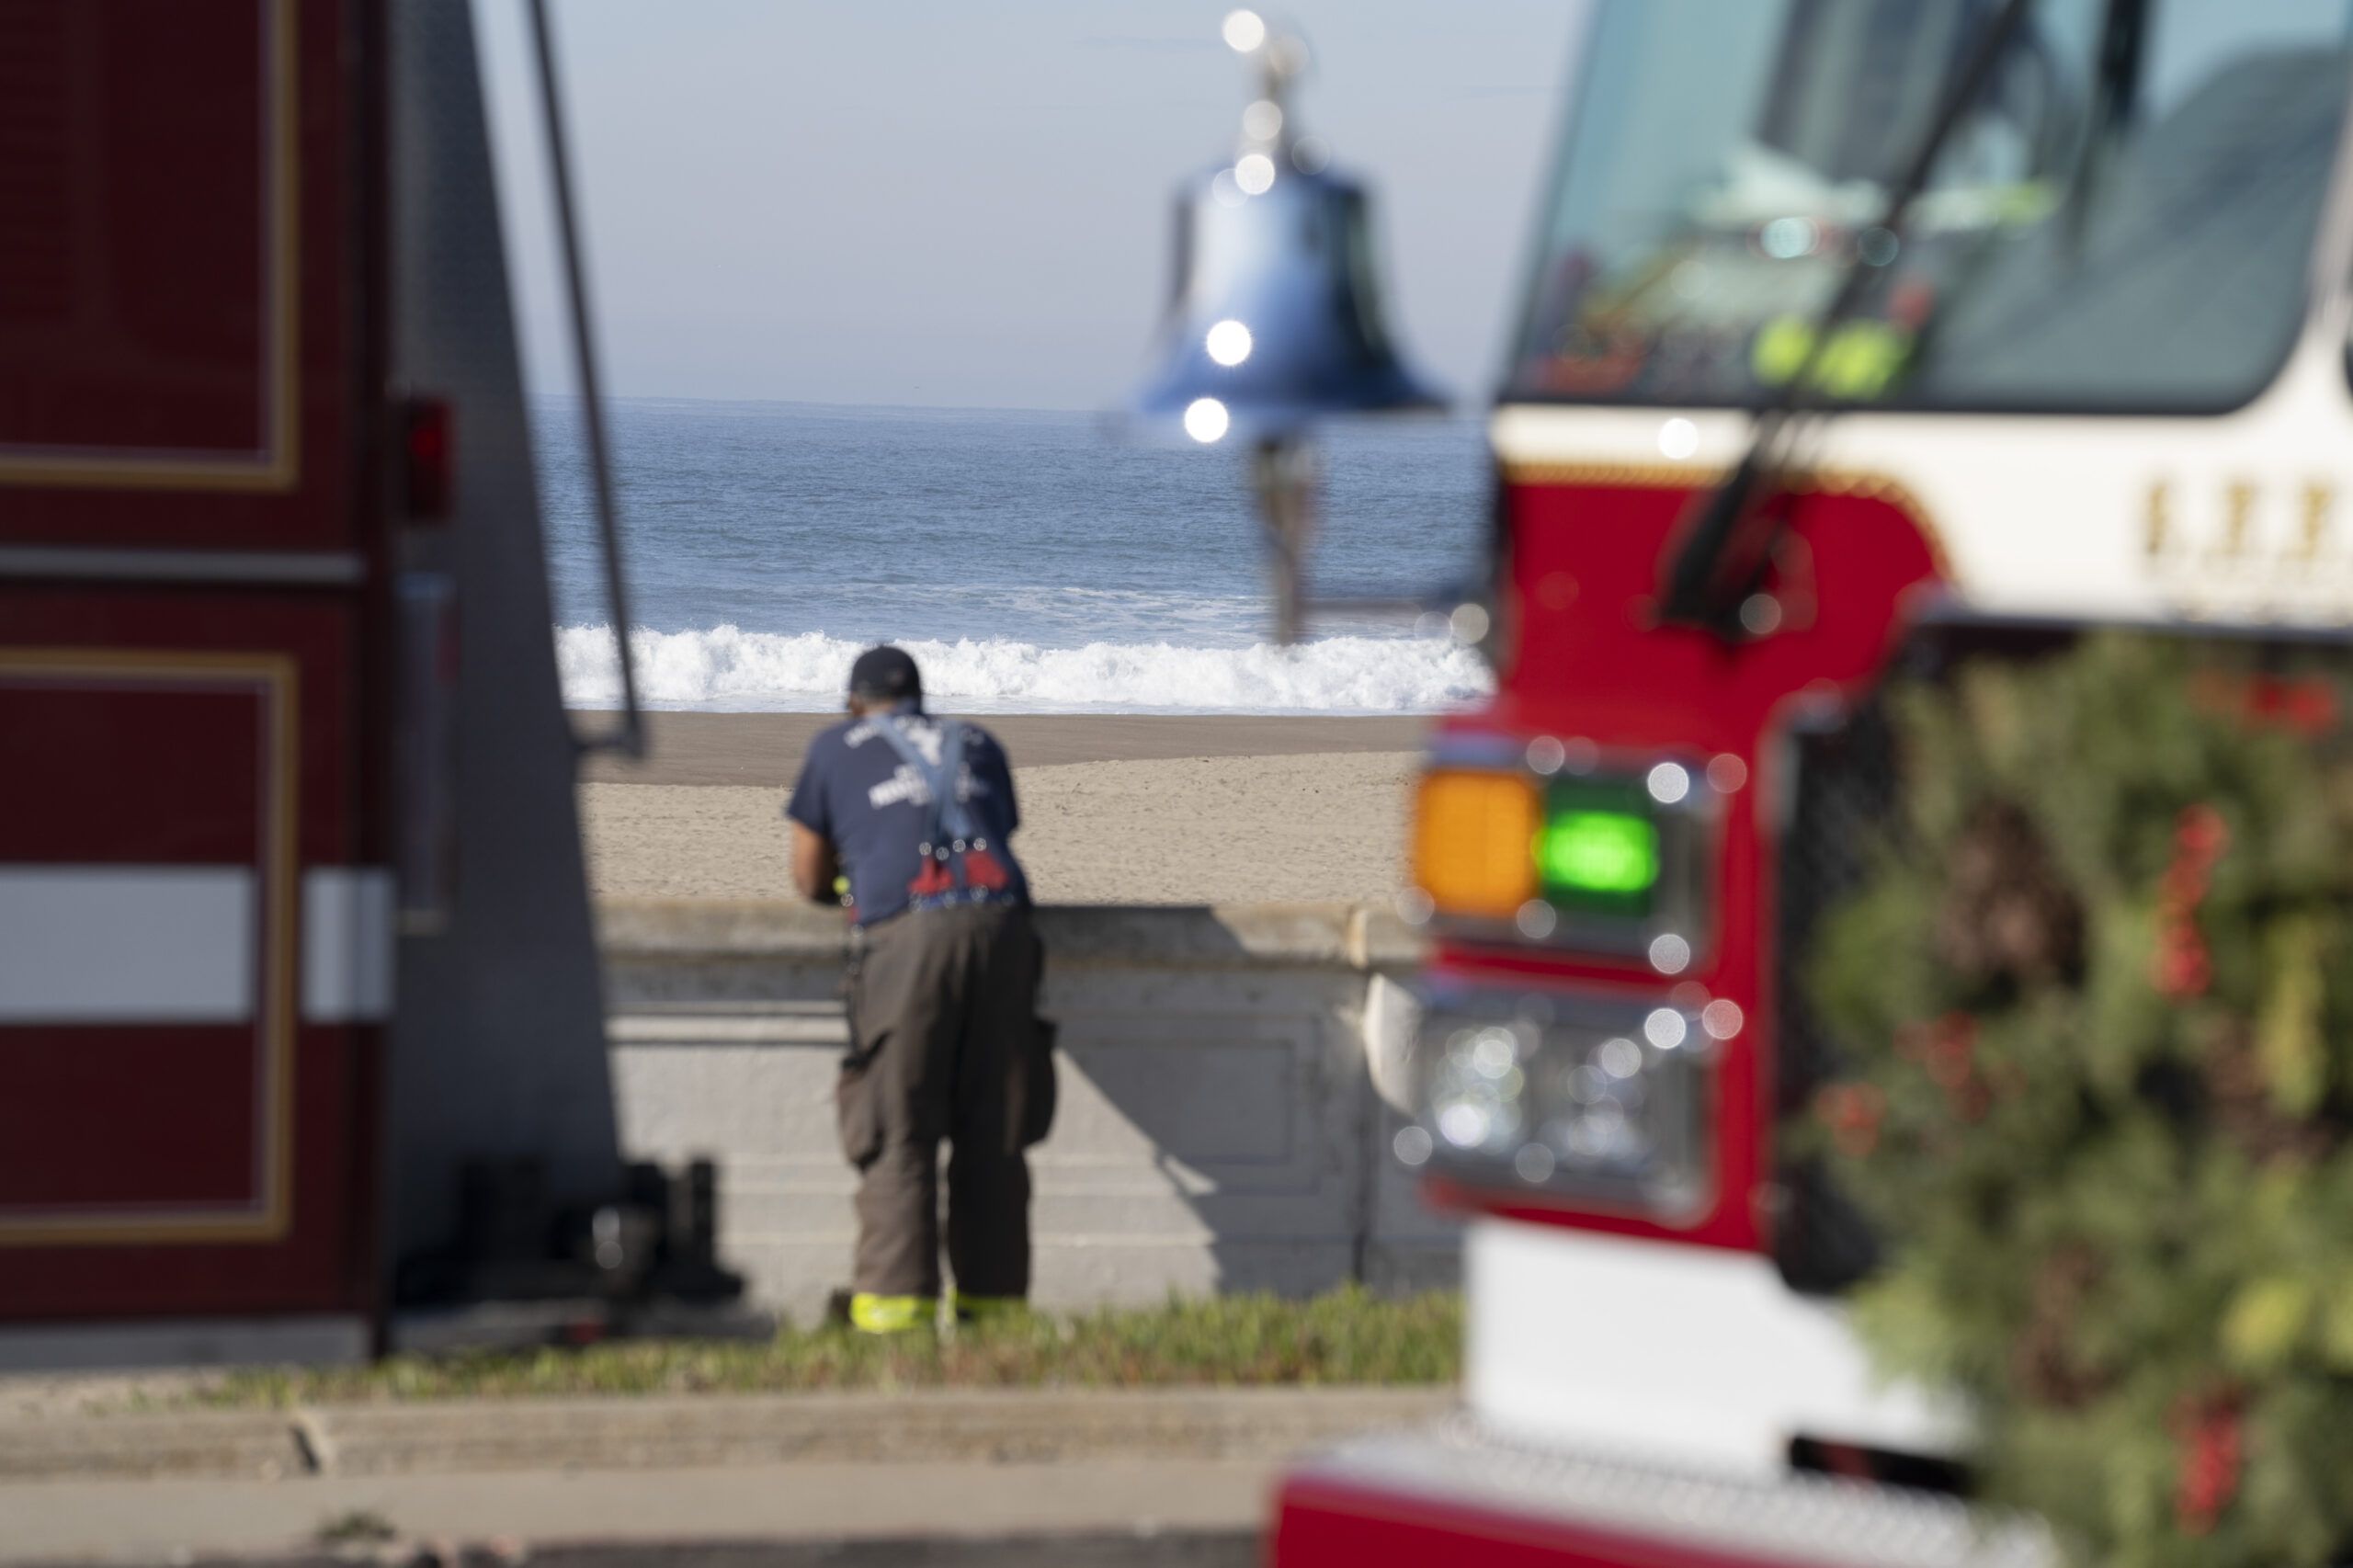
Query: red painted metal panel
1276 1475 1791 1568
0 591 362 865
0 665 278 1224
0 683 263 862
0 0 354 551
1426 473 1943 1252
0 1028 261 1208
0 593 369 1317
0 1027 369 1318
0 3 267 455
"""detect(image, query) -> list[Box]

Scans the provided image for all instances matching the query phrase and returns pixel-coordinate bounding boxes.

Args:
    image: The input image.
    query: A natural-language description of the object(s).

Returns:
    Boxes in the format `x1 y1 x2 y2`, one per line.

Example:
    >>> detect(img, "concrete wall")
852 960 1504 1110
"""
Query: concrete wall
598 901 1459 1326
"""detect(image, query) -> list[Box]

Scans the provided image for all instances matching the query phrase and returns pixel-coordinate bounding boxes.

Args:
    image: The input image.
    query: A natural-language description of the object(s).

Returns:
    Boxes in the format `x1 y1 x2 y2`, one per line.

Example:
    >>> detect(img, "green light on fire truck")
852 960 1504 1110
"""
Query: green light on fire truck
1536 810 1658 897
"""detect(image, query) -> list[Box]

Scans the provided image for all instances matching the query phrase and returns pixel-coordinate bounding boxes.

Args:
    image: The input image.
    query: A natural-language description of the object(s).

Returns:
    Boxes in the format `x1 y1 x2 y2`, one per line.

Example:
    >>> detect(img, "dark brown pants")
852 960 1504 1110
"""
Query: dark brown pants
837 902 1044 1299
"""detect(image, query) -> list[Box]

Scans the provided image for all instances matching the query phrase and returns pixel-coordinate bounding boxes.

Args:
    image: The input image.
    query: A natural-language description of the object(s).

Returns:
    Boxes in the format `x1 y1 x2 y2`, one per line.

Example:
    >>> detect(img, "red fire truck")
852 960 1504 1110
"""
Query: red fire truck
0 0 665 1365
1275 0 2353 1559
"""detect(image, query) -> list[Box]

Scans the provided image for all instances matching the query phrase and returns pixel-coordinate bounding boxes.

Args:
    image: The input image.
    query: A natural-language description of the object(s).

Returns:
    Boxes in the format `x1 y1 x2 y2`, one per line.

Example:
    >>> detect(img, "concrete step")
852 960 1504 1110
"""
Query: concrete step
0 1385 1453 1483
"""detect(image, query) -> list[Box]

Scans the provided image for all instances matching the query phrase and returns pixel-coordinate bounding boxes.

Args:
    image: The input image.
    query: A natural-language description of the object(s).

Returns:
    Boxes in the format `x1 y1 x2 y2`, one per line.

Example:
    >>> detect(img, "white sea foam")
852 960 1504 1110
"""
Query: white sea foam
557 624 1493 714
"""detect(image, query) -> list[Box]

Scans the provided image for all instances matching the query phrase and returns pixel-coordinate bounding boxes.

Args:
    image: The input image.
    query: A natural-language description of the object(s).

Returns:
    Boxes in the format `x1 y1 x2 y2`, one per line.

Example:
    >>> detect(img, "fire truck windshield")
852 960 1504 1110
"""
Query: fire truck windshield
1508 0 2353 415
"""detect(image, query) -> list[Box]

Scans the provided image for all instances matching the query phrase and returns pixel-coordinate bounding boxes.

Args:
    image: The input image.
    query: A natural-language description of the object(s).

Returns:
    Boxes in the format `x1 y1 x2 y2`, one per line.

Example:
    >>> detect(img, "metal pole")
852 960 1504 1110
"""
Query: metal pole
1252 434 1319 646
528 0 643 758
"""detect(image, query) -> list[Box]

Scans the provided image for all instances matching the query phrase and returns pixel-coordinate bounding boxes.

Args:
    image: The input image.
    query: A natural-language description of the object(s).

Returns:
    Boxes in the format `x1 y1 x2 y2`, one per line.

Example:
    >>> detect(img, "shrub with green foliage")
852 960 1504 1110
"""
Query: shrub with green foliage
1805 633 2353 1567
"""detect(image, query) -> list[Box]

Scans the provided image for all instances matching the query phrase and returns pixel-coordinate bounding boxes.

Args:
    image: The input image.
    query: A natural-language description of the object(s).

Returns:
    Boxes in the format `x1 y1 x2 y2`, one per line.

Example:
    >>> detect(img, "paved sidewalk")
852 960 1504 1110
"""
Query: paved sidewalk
0 1385 1450 1566
1 1460 1268 1565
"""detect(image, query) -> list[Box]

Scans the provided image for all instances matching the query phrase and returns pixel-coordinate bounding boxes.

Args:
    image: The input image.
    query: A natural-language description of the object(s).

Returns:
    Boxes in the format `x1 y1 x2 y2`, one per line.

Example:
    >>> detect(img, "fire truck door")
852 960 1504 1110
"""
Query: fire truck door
0 0 384 1339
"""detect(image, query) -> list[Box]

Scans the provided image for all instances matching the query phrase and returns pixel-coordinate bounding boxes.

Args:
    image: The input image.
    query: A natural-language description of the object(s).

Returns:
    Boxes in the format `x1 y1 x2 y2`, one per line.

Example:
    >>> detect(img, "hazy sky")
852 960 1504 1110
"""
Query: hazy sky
473 2 1591 411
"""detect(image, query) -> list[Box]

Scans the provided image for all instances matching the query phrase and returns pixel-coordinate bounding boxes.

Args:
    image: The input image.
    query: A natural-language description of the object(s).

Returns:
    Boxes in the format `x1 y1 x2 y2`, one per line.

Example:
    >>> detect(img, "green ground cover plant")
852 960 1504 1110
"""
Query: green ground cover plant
198 1287 1460 1406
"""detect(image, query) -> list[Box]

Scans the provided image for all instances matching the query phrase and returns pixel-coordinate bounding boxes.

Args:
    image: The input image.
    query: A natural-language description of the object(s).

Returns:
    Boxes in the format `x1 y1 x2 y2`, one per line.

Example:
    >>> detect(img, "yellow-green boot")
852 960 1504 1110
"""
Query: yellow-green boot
848 1292 936 1335
951 1292 1027 1324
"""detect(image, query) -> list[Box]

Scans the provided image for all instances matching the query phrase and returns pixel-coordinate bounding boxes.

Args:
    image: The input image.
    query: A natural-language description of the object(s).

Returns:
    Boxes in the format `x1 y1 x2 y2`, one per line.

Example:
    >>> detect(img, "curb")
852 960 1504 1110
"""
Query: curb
0 1385 1452 1483
16 1530 1264 1568
594 900 1421 972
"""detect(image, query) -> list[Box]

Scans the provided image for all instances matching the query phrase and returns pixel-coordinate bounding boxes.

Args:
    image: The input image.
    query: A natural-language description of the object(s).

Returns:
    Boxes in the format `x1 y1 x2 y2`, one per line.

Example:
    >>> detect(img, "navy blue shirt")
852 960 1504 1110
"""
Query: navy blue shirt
785 706 1029 926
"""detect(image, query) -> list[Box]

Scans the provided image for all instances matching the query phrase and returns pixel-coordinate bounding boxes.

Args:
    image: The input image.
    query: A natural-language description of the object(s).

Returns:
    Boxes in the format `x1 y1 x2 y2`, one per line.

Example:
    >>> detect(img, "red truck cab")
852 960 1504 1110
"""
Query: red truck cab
1280 0 2353 1558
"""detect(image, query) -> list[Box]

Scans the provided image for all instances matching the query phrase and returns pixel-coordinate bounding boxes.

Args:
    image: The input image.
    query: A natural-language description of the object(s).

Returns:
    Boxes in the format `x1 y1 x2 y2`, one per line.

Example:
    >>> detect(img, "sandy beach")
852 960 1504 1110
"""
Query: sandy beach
577 712 1427 904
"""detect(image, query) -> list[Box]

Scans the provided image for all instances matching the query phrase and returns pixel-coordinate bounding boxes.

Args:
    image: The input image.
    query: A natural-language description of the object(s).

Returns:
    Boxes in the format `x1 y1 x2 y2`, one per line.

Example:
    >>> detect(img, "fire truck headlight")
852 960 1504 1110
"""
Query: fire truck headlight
1413 991 1712 1221
1427 1023 1530 1155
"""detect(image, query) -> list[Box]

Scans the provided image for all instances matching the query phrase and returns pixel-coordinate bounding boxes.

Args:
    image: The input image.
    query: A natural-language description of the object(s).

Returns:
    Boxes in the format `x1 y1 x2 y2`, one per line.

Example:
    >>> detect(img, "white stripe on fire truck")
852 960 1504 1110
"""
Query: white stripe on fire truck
0 866 256 1024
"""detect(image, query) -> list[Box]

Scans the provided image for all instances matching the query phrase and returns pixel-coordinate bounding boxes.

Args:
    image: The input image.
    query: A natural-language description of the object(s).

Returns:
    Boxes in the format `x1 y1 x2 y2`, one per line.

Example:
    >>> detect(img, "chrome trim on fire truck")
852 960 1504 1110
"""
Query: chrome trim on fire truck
0 547 367 586
1289 1417 2050 1568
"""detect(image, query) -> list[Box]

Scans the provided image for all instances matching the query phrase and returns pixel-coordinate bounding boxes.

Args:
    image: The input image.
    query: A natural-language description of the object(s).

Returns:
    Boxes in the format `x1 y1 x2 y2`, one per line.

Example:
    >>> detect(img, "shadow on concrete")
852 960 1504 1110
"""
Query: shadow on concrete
1032 906 1458 1301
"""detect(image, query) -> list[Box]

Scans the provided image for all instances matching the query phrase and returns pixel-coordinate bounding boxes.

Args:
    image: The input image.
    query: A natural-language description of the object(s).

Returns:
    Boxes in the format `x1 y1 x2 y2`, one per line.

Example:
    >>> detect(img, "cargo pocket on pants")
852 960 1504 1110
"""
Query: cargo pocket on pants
1017 1017 1059 1149
836 1041 886 1168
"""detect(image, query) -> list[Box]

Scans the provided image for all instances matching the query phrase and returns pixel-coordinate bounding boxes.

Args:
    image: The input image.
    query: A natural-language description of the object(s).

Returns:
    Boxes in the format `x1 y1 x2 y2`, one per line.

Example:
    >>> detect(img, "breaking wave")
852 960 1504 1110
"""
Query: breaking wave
557 624 1492 714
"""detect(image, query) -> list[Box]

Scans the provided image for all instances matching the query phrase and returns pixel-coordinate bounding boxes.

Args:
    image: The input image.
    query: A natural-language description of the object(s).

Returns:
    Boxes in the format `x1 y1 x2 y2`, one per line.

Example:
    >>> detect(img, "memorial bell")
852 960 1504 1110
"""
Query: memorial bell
1131 12 1443 443
1130 11 1445 642
1129 10 1439 635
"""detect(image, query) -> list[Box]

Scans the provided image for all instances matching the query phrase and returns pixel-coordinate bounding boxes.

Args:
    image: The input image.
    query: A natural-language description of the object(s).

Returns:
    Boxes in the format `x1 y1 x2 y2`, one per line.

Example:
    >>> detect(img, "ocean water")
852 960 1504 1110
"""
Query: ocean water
537 399 1497 714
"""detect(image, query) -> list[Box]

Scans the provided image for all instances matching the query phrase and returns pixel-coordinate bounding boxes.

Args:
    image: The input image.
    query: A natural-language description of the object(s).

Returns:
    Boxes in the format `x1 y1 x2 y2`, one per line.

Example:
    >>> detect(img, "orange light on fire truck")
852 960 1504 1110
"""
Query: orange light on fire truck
1411 769 1540 917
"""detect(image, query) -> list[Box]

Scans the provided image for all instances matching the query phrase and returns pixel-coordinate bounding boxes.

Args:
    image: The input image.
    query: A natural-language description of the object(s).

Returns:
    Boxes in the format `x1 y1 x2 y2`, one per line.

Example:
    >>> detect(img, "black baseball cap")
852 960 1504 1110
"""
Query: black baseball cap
847 644 922 703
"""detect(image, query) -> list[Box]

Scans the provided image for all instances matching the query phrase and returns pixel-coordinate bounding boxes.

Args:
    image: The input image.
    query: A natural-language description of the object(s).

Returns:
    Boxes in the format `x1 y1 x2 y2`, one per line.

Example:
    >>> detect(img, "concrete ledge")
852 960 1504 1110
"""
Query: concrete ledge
1036 905 1350 969
1347 904 1420 970
596 900 1418 973
0 1386 1453 1483
596 899 850 957
608 1005 849 1045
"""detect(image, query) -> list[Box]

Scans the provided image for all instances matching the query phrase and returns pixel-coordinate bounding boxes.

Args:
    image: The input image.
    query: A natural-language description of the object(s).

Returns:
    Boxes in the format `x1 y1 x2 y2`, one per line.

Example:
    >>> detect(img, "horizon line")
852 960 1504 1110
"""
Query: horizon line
524 392 1486 424
527 392 1108 416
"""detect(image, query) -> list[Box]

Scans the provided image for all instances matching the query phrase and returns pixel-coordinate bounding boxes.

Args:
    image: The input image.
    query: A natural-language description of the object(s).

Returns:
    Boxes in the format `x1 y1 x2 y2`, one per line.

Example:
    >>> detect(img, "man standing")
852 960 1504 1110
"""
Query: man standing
786 646 1050 1334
